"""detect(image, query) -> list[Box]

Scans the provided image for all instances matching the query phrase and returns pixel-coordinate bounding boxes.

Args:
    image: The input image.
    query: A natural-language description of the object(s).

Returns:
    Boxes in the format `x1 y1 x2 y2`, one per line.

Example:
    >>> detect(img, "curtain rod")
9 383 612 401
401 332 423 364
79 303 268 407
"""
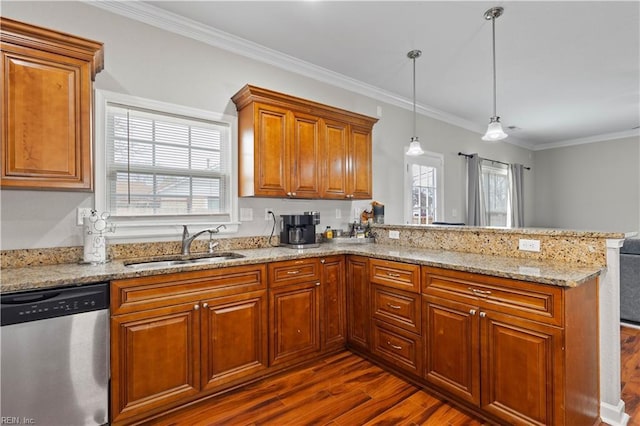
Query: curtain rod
458 152 531 170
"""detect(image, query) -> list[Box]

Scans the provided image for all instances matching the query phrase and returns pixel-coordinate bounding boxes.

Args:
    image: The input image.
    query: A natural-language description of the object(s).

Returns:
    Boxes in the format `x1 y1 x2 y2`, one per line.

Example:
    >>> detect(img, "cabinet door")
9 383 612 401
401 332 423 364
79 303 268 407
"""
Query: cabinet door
348 125 372 199
290 111 321 198
423 295 480 406
480 310 562 426
346 256 370 350
321 256 346 351
269 282 321 366
200 290 268 391
1 46 93 190
321 119 349 199
111 303 200 423
253 103 289 196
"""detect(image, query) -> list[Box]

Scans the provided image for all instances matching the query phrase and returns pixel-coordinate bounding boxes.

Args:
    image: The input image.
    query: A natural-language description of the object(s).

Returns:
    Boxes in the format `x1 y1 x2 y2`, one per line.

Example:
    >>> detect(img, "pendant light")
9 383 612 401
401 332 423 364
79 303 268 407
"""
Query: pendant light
406 49 424 156
482 6 508 142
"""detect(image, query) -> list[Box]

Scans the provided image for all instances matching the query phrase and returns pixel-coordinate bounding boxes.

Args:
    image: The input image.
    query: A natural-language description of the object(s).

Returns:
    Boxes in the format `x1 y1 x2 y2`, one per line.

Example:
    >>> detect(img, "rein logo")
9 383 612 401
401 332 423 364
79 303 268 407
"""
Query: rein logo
0 417 35 424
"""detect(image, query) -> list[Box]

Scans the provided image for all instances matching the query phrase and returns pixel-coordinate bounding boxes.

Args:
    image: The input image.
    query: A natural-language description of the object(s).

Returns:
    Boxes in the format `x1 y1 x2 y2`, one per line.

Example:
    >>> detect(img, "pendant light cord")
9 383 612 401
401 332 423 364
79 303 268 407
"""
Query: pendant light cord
491 14 497 118
412 54 417 139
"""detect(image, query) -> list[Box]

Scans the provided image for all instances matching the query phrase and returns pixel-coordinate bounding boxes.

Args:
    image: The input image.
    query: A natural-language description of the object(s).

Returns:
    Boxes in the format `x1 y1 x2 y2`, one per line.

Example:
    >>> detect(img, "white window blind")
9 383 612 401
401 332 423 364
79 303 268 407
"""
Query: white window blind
105 104 230 217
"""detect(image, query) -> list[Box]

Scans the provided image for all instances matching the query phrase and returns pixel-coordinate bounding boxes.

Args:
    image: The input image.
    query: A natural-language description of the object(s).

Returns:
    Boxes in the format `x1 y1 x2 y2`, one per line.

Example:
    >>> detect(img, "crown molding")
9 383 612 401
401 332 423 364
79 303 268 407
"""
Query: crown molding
531 128 640 151
84 1 506 140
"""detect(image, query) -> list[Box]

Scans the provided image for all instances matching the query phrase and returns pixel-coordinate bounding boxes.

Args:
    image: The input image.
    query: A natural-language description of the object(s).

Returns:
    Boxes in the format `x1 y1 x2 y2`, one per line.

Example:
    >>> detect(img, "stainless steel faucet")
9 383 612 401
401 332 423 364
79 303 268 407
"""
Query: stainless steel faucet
181 225 226 255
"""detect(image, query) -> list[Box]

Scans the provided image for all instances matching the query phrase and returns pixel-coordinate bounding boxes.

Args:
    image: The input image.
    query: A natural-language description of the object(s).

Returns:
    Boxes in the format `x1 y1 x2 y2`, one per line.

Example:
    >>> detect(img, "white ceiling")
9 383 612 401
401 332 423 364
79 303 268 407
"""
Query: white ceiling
112 1 639 150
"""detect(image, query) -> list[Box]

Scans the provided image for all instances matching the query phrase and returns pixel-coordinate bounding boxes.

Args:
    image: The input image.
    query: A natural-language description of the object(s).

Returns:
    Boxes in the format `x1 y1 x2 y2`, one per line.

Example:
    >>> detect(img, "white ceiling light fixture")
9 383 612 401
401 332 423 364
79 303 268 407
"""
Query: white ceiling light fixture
406 49 424 156
482 6 508 142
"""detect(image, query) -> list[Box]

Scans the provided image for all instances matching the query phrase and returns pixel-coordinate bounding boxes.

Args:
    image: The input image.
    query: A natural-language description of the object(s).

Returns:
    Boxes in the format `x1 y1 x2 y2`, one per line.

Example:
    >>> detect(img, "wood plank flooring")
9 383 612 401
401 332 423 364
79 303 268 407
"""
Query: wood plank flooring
622 325 640 425
149 325 640 426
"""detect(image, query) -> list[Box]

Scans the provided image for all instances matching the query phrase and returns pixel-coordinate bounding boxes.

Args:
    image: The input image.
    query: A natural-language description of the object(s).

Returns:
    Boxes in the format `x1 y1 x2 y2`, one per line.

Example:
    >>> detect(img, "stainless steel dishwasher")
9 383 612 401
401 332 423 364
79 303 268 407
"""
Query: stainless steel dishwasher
1 282 109 425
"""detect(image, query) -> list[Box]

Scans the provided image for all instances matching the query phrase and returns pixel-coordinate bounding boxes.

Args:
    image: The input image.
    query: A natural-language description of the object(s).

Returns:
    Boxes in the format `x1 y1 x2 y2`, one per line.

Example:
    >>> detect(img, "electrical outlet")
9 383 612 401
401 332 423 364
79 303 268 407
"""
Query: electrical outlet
335 209 342 219
389 230 400 239
518 239 541 252
76 208 92 226
265 208 273 220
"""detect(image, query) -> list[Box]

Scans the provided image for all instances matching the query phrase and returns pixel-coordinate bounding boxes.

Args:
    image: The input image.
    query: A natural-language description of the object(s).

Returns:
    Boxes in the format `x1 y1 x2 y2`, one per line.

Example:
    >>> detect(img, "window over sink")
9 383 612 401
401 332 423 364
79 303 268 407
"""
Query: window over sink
95 90 237 240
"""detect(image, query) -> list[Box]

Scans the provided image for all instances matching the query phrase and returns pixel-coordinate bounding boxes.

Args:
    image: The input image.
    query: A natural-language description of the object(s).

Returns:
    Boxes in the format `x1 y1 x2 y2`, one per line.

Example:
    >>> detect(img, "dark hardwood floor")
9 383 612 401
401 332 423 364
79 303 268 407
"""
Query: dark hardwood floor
149 326 640 426
622 325 640 426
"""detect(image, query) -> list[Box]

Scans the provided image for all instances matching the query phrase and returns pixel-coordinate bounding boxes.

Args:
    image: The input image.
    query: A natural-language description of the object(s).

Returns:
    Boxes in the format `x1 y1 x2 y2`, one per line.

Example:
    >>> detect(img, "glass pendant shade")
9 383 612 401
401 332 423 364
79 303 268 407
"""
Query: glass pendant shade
406 137 424 155
482 7 508 143
482 116 508 142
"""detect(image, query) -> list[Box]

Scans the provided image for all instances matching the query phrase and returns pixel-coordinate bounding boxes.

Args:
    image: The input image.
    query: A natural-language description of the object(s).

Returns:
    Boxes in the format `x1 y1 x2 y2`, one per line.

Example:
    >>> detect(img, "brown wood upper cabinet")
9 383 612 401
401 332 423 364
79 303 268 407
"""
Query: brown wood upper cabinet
1 18 103 191
232 85 378 199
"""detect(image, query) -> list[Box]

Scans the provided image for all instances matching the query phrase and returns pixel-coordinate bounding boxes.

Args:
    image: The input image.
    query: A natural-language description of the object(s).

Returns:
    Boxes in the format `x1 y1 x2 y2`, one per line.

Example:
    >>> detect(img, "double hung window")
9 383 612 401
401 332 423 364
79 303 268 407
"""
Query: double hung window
95 90 236 238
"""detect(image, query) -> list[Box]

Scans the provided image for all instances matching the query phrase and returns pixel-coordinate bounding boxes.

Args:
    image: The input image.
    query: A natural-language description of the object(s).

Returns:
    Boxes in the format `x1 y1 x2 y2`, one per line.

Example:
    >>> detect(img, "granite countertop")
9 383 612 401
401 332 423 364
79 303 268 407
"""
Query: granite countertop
0 244 604 294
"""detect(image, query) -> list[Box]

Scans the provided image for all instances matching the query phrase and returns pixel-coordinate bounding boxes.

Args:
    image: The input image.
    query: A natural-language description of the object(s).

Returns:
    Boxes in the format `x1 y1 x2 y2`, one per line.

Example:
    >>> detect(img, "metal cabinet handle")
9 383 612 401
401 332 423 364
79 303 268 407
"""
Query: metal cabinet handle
468 287 492 297
387 303 401 310
194 304 200 310
479 312 487 318
387 341 402 350
316 282 321 286
202 303 208 308
292 192 296 197
320 259 326 264
469 309 477 315
286 270 300 275
386 272 401 278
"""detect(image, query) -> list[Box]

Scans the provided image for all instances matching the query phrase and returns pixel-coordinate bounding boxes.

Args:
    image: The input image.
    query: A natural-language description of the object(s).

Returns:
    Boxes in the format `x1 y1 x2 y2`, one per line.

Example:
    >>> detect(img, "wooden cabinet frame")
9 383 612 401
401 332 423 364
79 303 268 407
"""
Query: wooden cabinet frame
232 85 378 199
1 17 103 190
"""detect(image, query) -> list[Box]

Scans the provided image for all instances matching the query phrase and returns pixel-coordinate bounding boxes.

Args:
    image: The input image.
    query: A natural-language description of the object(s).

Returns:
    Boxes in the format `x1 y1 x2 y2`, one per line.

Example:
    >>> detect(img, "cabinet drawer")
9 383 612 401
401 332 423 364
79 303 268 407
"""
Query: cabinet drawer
371 285 421 334
422 267 563 326
268 258 320 288
111 265 266 315
371 320 422 376
369 259 420 292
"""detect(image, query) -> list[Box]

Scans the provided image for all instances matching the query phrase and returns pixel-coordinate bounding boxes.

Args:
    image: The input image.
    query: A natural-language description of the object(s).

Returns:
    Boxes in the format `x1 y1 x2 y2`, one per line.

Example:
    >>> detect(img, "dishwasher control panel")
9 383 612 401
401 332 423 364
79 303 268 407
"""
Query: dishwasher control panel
1 282 109 326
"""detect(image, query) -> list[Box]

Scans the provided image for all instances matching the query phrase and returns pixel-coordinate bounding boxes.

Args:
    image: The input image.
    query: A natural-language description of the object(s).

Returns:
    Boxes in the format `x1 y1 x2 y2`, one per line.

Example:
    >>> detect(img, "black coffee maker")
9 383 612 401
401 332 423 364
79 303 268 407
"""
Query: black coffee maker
280 211 320 248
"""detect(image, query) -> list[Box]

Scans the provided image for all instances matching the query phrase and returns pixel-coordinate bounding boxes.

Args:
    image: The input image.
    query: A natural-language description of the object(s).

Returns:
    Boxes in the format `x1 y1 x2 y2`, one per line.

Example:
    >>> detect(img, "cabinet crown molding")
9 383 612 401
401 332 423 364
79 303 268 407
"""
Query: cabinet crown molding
232 84 378 128
0 17 104 79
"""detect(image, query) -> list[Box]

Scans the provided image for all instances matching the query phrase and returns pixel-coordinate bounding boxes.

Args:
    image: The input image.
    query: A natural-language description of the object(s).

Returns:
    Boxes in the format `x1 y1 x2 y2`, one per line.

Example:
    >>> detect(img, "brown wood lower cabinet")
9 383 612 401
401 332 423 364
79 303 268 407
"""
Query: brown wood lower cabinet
422 266 599 426
110 265 268 425
110 257 600 426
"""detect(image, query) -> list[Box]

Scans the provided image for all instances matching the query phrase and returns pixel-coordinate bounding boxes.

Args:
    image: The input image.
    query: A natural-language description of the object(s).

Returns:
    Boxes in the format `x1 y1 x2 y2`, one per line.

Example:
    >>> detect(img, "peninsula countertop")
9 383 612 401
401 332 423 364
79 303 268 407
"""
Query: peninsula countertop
1 243 604 293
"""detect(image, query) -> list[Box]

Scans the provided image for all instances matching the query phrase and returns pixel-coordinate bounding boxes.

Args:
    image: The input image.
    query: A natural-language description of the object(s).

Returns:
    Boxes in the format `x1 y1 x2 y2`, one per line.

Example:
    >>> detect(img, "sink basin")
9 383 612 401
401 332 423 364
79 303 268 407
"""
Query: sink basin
124 252 245 269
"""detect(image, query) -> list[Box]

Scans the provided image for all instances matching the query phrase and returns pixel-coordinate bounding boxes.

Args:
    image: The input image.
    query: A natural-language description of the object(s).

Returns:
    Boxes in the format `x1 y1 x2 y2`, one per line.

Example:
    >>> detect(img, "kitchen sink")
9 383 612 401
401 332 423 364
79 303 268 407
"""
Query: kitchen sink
124 252 245 269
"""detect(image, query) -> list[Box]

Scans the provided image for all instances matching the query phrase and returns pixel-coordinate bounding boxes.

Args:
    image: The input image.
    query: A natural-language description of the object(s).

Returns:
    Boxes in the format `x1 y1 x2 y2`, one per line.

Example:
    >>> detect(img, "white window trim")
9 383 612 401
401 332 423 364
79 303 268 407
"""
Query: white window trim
94 89 239 242
403 149 444 225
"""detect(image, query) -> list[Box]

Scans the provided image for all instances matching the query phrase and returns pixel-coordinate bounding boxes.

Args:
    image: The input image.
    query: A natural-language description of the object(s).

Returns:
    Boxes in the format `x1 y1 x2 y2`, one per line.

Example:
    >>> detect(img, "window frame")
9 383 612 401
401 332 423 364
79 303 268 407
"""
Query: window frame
480 161 510 227
404 150 444 225
94 89 238 241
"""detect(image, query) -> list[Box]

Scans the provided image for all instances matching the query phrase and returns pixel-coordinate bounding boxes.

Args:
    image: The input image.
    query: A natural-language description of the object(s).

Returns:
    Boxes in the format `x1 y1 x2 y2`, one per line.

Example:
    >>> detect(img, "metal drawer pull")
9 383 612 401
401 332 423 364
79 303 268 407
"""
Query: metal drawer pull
286 270 300 275
480 312 487 318
194 304 200 310
386 303 402 310
316 282 321 286
469 309 477 315
202 303 208 308
387 341 402 350
386 272 401 278
469 287 492 297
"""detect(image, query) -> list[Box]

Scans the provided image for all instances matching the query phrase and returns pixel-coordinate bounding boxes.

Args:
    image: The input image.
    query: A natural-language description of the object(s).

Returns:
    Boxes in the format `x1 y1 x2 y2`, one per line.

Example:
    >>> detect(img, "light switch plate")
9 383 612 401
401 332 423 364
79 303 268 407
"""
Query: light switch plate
76 208 92 226
240 208 253 221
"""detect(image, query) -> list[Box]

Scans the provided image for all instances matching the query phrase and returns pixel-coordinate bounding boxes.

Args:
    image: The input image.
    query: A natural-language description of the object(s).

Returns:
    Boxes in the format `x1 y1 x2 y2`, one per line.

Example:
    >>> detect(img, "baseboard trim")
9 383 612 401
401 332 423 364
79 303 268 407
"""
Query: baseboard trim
601 400 630 426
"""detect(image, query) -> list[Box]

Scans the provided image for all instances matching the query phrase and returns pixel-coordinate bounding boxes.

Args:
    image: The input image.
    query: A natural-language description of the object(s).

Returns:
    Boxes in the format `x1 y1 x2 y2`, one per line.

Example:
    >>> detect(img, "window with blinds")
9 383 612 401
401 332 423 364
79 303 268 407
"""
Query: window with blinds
105 104 230 217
